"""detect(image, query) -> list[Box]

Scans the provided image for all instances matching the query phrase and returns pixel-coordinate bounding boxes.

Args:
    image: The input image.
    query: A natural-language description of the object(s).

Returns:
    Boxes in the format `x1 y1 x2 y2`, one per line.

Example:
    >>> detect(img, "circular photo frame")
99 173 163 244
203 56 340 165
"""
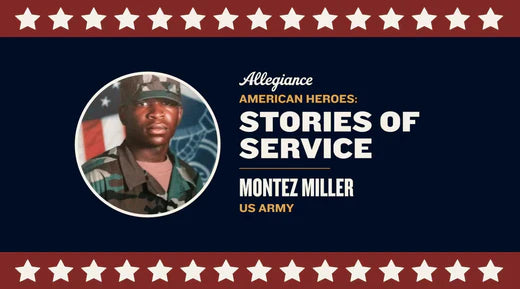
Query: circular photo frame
75 72 220 217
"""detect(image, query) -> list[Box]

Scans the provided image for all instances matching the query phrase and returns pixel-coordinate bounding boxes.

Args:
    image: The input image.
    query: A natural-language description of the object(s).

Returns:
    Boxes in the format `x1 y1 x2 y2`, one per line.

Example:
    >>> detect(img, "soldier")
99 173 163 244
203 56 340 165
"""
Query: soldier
82 74 203 214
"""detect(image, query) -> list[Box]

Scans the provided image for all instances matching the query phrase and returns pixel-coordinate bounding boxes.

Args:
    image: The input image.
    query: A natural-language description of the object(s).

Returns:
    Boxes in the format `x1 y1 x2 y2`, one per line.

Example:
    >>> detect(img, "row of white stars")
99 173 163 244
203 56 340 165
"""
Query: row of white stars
15 258 503 283
16 7 503 31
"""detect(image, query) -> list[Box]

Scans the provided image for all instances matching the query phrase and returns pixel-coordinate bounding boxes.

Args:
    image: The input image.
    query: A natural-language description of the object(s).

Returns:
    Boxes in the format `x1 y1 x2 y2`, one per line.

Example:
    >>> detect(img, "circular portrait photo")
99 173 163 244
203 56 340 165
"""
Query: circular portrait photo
75 72 220 217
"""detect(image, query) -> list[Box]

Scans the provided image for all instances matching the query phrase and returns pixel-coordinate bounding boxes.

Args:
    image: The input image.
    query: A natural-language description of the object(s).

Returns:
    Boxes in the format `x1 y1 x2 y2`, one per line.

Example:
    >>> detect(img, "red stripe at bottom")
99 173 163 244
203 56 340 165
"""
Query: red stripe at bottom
2 252 518 288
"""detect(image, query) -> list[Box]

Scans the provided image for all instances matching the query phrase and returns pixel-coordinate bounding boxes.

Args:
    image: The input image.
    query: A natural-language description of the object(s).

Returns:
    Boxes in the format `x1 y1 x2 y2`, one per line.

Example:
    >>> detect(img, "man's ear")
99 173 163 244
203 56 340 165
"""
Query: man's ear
177 107 184 124
119 106 127 125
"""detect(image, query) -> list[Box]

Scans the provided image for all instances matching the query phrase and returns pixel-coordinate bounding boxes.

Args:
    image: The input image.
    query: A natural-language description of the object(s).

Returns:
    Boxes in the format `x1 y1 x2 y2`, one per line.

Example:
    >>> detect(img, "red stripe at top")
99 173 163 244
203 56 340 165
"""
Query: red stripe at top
2 1 520 37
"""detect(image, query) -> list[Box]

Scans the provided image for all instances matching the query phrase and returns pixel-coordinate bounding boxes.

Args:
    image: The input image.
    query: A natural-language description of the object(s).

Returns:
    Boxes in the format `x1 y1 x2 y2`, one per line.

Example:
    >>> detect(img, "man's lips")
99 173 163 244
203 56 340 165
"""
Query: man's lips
146 123 168 134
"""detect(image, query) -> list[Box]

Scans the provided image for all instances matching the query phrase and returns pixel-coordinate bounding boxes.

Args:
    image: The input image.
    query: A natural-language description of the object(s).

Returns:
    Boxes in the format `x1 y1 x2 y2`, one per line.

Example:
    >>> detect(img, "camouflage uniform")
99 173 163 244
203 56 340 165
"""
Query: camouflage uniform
82 142 203 214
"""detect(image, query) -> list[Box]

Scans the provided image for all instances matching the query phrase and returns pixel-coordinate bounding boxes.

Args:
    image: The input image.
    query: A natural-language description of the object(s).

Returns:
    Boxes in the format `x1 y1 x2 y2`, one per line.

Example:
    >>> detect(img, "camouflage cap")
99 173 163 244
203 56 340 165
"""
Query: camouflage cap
119 74 182 106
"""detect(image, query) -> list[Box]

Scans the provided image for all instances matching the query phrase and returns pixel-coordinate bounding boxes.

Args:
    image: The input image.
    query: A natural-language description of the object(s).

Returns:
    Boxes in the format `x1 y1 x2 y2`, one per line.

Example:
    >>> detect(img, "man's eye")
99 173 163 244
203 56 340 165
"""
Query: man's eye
161 101 176 107
136 101 149 107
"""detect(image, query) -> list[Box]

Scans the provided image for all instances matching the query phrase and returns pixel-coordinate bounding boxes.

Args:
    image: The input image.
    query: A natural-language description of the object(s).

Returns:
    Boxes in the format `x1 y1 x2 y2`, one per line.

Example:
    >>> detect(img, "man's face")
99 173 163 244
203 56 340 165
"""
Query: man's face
120 98 183 148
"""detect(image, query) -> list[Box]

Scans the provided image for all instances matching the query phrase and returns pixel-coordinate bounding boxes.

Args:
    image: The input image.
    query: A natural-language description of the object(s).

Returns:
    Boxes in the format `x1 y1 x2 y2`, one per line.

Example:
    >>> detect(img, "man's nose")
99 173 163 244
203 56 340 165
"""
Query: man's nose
147 102 165 118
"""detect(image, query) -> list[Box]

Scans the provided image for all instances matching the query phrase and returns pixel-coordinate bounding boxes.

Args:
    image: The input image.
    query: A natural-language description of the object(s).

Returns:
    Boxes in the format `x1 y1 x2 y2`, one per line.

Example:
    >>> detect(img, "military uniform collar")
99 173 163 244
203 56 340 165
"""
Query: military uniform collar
117 142 147 191
167 152 192 200
117 141 193 198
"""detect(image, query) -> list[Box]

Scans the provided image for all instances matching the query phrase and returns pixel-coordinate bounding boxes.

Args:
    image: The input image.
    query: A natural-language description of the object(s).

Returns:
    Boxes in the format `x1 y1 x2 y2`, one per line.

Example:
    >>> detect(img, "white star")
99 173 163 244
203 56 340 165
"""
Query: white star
379 8 404 30
115 8 139 30
445 259 470 282
112 82 120 89
15 260 40 282
181 8 205 30
280 8 304 30
115 260 139 282
181 260 205 282
478 260 502 282
313 259 337 282
214 260 239 282
48 260 73 282
412 260 437 282
446 8 470 30
247 8 271 30
15 8 40 30
413 8 437 30
379 260 404 282
247 260 271 282
48 8 73 30
148 260 172 282
82 8 106 30
313 8 337 30
280 260 305 282
81 260 106 282
100 96 111 107
346 260 371 282
214 8 238 30
346 8 370 30
148 8 172 30
479 8 503 30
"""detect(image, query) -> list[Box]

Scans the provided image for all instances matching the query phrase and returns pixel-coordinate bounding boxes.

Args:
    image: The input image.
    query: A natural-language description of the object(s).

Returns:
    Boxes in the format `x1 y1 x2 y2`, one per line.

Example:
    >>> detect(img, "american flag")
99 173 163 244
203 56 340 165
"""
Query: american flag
76 81 124 164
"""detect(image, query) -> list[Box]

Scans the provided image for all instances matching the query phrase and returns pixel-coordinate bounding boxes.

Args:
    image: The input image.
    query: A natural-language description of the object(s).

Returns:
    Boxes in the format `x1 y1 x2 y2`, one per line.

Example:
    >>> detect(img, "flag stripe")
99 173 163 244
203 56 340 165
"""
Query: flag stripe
101 114 125 152
82 119 106 161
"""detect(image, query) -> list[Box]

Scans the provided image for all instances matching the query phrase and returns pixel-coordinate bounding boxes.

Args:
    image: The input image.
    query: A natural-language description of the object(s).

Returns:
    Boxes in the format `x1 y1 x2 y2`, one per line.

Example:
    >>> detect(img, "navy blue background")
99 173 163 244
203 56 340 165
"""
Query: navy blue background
2 38 519 251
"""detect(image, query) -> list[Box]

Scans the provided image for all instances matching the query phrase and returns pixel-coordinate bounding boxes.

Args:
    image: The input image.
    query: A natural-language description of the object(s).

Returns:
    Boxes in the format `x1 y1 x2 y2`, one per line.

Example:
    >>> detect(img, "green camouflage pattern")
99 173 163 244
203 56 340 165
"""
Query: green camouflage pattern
82 143 203 214
119 74 182 106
